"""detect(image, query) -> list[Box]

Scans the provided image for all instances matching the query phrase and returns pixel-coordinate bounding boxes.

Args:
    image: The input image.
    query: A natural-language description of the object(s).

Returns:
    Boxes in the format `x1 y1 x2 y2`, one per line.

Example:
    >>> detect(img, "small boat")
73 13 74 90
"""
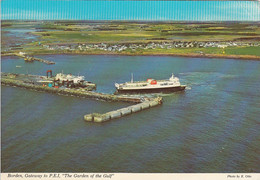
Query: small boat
115 73 186 94
16 65 22 68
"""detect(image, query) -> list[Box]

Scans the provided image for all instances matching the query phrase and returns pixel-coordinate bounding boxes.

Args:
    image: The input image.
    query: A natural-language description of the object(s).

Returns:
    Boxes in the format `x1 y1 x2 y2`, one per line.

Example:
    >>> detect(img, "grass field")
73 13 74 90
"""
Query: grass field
30 22 260 43
1 21 260 59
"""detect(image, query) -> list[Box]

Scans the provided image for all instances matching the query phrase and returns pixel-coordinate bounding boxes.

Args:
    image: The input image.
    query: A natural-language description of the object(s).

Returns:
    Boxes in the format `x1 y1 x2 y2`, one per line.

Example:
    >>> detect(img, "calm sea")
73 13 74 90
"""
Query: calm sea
1 55 260 172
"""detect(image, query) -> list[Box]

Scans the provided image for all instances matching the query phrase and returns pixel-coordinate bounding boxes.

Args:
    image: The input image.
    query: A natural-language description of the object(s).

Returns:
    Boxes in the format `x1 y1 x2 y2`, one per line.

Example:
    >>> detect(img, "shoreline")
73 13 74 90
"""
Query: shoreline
2 51 260 61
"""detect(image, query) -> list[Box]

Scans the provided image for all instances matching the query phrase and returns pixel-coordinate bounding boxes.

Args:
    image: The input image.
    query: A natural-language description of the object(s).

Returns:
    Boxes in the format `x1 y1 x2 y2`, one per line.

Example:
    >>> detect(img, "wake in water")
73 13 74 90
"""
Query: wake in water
179 71 237 88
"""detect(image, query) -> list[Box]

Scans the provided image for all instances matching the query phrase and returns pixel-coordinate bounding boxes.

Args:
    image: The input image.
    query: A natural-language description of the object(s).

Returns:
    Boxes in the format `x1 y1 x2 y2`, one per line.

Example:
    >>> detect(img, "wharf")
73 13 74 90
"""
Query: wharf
15 53 55 65
1 73 142 103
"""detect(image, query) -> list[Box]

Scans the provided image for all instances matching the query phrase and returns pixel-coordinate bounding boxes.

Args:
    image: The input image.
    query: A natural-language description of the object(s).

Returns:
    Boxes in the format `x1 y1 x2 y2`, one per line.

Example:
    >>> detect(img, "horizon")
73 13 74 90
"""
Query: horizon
1 0 260 21
2 20 260 23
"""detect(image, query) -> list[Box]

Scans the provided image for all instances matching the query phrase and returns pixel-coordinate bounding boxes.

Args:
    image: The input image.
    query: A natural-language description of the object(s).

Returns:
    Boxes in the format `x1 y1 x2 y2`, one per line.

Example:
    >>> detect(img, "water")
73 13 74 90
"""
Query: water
1 55 260 172
1 25 39 51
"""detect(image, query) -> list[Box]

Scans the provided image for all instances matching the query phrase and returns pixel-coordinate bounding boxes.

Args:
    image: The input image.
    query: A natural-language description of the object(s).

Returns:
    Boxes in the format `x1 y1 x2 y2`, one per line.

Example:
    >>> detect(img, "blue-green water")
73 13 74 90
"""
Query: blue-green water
1 55 260 172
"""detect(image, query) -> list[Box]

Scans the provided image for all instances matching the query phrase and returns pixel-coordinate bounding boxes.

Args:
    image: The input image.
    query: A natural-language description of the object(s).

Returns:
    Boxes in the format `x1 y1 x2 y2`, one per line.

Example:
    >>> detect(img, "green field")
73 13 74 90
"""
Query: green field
1 21 260 59
31 22 260 43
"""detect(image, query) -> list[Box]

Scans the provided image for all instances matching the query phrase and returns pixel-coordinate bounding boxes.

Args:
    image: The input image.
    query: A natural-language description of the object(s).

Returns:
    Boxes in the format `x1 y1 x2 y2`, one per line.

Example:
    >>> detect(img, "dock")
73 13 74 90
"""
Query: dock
26 56 55 65
1 73 142 103
84 97 162 122
15 53 55 65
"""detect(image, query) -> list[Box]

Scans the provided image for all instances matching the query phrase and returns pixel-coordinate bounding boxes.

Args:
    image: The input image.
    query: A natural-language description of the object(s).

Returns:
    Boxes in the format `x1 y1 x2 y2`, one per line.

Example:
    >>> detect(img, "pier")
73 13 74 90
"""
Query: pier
15 53 55 65
1 73 142 103
84 97 162 122
25 56 55 65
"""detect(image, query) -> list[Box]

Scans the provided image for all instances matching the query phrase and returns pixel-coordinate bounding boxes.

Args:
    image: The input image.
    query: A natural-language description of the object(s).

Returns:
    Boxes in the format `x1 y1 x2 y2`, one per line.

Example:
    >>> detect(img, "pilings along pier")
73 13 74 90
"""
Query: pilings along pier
1 72 162 122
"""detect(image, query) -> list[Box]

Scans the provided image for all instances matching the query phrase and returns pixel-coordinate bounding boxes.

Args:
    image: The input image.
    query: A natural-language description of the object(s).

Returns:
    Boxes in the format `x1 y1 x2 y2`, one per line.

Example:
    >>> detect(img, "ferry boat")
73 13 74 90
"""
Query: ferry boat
115 73 186 94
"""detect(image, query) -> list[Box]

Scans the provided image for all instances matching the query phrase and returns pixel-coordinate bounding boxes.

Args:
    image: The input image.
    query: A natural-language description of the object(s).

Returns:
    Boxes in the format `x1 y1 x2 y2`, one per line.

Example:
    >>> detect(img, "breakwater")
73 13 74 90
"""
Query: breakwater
84 97 162 122
15 53 55 65
26 57 55 65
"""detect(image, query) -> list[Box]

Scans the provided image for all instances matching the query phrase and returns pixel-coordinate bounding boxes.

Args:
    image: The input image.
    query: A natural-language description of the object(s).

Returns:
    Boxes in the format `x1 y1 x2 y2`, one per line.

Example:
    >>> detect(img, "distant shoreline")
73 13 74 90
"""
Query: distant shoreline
2 52 260 61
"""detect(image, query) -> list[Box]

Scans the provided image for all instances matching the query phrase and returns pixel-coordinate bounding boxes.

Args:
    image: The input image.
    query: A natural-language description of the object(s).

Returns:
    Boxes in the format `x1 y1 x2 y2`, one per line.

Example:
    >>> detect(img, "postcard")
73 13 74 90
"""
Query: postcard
1 0 260 179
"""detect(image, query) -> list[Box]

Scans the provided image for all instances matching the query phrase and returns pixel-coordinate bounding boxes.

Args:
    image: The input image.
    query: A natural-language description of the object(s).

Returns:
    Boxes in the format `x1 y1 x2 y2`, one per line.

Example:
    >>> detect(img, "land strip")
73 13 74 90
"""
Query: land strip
2 21 260 60
3 51 260 61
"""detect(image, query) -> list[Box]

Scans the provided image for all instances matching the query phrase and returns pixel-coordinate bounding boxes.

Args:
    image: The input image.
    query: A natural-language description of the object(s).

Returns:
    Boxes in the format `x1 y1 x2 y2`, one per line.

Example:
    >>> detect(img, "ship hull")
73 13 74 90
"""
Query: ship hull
116 85 186 94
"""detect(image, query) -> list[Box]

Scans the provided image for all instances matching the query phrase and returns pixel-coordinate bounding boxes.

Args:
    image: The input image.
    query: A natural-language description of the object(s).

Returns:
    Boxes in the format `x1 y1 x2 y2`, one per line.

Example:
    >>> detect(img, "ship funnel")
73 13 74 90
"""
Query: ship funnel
169 73 175 81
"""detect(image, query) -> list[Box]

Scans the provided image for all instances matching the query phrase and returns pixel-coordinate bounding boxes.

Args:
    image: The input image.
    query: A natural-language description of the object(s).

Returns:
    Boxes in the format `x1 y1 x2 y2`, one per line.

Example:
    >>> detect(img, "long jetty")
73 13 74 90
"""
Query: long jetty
84 97 162 122
15 53 55 65
1 73 142 103
28 57 55 65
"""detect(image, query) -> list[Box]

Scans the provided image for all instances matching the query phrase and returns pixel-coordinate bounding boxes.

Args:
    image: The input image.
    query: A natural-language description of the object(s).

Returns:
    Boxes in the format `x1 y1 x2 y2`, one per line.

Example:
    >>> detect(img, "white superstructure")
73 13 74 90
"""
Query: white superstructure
115 73 185 92
55 73 85 84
